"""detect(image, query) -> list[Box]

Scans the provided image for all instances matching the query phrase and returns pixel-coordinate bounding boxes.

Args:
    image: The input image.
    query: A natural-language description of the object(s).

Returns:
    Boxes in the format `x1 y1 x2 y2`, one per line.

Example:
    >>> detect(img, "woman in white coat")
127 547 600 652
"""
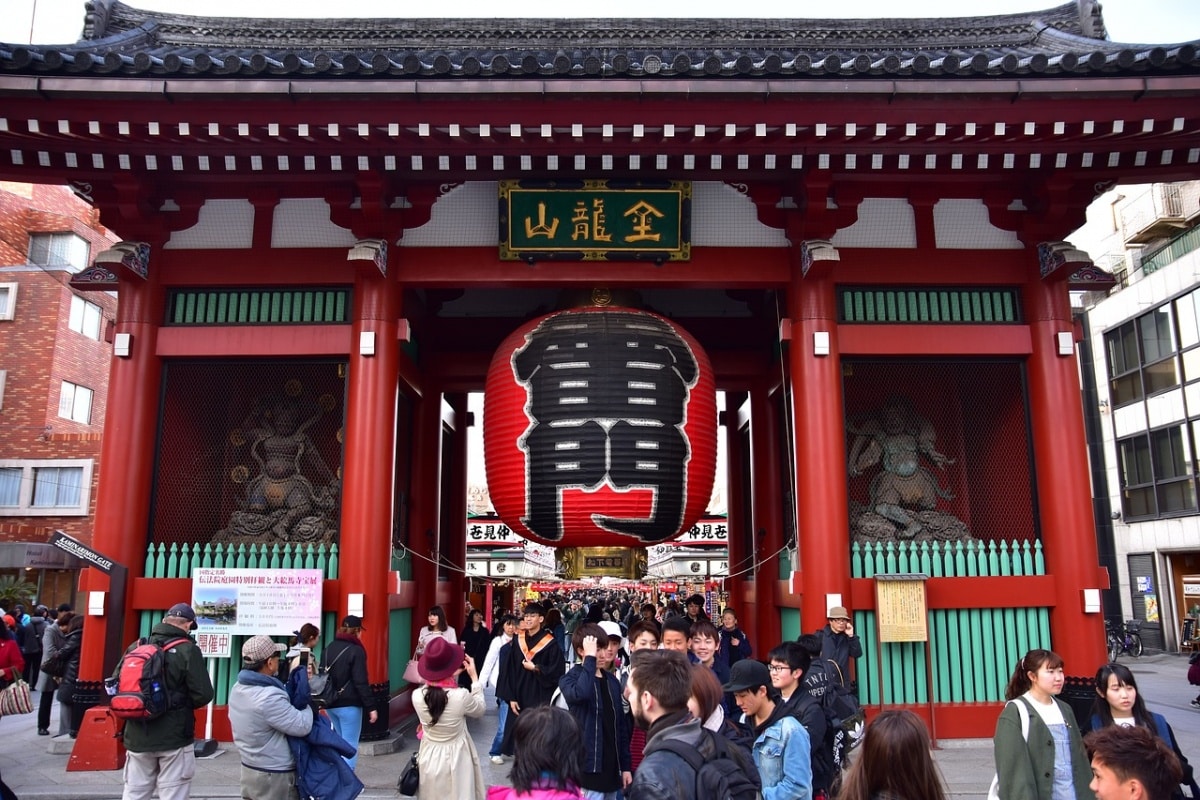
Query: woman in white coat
412 636 486 800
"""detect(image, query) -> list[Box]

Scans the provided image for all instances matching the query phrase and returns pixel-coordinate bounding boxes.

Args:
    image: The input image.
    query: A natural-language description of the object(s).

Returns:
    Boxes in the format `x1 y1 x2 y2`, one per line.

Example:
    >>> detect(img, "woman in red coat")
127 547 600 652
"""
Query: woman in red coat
0 616 26 692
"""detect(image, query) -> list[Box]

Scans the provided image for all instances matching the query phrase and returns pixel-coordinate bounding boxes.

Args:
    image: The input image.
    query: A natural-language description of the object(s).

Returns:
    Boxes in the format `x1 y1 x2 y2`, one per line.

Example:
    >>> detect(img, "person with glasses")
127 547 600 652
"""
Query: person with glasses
816 606 861 692
496 602 566 758
228 635 313 800
768 642 831 799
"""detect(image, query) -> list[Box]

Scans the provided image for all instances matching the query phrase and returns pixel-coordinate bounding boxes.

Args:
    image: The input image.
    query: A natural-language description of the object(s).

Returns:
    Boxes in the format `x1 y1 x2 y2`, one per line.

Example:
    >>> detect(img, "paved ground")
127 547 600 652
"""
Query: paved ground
1 652 1197 799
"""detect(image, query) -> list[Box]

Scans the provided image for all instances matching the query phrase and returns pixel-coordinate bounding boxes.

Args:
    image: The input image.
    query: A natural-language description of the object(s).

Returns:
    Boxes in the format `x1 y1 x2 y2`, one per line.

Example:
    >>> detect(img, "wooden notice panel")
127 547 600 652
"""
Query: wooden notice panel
875 573 929 642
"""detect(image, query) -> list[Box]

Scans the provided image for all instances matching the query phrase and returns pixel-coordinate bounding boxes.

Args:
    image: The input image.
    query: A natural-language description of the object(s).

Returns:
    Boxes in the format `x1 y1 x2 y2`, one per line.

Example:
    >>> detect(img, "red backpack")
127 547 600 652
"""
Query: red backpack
110 637 191 720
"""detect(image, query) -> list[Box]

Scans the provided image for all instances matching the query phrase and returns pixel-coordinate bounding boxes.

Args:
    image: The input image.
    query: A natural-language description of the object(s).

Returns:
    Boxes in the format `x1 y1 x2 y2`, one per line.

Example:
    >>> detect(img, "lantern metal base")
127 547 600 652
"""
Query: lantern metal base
558 546 647 580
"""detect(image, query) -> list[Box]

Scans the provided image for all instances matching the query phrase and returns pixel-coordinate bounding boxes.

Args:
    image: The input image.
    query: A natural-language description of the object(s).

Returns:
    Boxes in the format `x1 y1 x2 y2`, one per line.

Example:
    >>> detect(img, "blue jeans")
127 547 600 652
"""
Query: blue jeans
489 700 510 757
326 706 363 770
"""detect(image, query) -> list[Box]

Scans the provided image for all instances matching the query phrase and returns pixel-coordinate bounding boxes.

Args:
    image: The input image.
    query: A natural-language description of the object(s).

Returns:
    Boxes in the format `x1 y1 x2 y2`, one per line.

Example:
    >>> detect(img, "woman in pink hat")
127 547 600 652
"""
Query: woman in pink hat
412 636 486 800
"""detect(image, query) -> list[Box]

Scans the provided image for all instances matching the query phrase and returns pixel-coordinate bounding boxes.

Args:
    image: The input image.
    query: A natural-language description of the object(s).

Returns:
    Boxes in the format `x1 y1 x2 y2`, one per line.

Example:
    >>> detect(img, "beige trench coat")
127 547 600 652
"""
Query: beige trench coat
413 682 486 800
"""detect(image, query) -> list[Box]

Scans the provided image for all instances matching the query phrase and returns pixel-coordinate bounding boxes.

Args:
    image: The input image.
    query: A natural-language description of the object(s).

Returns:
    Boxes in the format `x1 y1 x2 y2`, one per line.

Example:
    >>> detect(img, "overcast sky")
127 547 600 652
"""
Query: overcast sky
3 0 1199 45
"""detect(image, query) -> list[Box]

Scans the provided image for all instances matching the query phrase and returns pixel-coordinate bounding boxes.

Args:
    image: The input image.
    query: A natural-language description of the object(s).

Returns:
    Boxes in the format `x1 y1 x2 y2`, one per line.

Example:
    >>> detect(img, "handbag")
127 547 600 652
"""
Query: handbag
397 751 419 796
310 648 348 708
403 659 422 684
40 649 67 678
0 677 33 715
56 678 74 705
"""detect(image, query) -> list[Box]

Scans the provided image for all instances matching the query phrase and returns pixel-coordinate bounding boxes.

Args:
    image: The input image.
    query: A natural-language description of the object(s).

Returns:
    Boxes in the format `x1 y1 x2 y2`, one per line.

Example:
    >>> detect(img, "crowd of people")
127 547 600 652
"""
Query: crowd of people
405 593 868 800
2 591 1192 800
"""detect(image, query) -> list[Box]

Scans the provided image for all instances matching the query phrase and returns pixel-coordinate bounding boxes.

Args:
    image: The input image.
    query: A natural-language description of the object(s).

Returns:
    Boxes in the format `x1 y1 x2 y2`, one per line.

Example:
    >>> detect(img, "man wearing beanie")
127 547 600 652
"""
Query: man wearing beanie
119 603 214 800
228 635 313 800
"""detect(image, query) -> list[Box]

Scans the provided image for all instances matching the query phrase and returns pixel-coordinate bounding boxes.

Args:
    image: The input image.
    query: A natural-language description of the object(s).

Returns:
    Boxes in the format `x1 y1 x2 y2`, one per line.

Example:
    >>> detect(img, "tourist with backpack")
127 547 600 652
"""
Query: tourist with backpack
319 614 378 770
21 605 47 685
768 642 830 798
115 602 214 800
626 649 760 800
725 659 813 800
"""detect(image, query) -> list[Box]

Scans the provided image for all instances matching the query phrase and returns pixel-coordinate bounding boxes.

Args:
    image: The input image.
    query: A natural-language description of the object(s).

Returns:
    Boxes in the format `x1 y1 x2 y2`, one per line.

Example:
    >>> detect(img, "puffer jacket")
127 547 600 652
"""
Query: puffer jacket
285 667 364 800
117 623 215 753
228 669 312 772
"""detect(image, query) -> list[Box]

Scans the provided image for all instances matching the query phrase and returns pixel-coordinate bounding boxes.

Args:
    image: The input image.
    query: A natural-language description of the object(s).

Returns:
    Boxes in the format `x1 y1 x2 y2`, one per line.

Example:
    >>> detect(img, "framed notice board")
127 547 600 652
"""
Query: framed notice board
875 573 930 642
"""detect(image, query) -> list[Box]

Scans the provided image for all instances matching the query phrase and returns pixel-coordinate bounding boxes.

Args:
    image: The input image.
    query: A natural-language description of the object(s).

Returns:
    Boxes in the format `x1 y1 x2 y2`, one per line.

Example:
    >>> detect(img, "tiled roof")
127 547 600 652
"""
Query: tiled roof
1 0 1197 79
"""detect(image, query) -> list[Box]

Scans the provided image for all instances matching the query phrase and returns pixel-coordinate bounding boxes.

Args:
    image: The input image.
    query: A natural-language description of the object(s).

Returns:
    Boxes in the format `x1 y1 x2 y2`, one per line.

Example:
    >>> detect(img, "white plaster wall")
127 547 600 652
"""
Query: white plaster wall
164 199 254 249
933 199 1023 249
272 199 356 248
831 198 916 248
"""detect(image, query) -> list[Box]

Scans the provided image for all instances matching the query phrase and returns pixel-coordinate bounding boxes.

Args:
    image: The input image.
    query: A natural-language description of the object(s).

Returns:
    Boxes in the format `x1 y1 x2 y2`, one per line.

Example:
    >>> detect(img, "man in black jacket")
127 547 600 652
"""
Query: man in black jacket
816 607 861 690
498 602 565 756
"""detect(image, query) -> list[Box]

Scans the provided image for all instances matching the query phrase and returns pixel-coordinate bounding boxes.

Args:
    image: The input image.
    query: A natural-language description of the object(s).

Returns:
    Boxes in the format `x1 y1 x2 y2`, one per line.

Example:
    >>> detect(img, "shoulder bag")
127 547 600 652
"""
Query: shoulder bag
0 677 33 716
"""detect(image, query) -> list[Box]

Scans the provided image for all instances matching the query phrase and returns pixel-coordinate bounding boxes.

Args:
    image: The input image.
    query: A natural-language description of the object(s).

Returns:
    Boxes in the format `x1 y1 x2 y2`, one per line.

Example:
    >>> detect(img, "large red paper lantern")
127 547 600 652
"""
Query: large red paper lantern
484 306 717 548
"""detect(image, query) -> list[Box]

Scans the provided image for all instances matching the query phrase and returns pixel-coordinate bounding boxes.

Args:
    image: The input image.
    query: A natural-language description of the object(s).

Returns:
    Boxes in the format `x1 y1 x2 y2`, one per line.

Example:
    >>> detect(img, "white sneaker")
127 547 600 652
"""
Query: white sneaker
490 755 504 765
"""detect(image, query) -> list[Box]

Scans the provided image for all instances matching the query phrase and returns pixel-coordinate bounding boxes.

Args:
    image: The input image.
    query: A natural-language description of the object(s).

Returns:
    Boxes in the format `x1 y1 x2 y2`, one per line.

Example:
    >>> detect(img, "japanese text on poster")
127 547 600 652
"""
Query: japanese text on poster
192 568 323 636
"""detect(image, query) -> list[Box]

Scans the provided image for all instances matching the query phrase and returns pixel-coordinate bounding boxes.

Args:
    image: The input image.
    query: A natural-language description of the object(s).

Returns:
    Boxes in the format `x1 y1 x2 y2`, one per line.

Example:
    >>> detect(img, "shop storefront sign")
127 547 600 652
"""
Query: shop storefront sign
500 180 690 262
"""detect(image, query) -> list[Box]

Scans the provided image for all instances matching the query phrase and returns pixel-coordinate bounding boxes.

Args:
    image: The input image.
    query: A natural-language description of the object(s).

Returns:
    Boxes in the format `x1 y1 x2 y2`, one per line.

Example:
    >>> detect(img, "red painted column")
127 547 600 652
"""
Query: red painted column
723 392 751 641
340 269 401 679
408 383 444 633
751 381 785 650
442 393 470 630
1023 275 1107 664
79 268 165 680
788 267 852 634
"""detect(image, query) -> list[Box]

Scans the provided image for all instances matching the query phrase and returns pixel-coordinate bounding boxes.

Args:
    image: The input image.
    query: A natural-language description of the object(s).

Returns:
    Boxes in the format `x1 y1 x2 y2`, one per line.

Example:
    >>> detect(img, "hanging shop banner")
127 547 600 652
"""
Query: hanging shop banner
192 568 323 635
875 573 930 643
499 180 691 262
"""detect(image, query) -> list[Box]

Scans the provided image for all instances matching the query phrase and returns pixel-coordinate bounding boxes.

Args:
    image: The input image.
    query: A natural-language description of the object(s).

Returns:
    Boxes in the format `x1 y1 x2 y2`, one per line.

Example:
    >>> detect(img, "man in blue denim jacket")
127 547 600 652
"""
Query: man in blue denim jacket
724 659 812 800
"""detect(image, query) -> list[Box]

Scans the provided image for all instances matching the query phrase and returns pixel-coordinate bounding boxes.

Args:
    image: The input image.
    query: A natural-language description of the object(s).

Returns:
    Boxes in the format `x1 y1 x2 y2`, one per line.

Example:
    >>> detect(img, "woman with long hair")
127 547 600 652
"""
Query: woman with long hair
416 606 457 658
460 609 493 689
487 705 583 800
836 710 946 800
1088 662 1193 797
285 622 320 680
412 637 485 800
320 615 378 770
993 649 1091 800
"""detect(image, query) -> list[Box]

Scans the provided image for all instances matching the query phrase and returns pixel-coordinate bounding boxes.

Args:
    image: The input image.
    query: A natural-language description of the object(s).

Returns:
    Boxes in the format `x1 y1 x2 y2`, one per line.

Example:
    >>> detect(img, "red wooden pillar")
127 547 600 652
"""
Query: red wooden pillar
788 262 852 633
723 392 752 641
79 264 165 681
1023 273 1107 664
408 383 444 634
751 381 784 650
340 268 401 679
442 393 470 629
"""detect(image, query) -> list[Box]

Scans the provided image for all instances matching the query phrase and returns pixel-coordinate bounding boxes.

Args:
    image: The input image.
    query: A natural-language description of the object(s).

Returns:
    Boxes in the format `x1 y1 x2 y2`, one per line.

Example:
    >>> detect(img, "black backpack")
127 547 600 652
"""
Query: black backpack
655 727 761 800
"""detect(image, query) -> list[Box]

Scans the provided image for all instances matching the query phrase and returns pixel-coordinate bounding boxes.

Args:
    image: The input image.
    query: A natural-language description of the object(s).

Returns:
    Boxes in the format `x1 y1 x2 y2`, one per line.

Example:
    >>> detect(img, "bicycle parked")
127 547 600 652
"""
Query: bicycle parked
1105 618 1144 660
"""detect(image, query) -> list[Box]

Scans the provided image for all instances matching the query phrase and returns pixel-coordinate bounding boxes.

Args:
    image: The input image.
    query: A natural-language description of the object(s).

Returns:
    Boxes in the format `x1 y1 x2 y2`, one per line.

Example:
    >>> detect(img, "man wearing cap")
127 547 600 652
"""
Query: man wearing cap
319 614 378 770
497 602 566 756
816 607 861 691
119 603 215 800
228 635 313 800
725 659 812 800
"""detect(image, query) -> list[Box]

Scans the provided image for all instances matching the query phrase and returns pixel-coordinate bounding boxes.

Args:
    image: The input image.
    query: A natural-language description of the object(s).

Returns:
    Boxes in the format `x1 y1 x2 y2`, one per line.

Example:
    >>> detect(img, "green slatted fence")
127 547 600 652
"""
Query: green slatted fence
850 539 1051 706
167 289 350 325
838 288 1021 323
141 542 339 705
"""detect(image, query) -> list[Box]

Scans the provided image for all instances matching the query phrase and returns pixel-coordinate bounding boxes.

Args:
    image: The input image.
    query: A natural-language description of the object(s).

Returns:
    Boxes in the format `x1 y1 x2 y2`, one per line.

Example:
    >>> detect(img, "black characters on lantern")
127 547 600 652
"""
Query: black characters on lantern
512 310 699 543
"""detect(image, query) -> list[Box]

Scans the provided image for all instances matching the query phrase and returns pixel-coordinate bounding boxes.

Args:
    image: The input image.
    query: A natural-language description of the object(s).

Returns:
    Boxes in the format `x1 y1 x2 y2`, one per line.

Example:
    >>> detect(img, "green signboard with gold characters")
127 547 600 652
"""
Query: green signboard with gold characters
500 180 690 262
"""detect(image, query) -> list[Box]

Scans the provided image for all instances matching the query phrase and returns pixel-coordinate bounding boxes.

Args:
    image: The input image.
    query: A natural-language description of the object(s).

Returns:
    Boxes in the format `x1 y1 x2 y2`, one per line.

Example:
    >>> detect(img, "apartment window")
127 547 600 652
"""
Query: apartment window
1118 426 1198 519
1105 306 1181 407
0 460 93 516
0 283 15 320
68 295 103 340
0 370 6 410
58 381 93 424
28 233 89 272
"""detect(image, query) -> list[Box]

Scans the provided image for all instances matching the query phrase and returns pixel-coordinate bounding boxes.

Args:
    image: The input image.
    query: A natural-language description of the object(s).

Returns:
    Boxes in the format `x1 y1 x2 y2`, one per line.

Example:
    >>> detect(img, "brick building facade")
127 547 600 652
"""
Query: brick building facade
0 182 118 607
